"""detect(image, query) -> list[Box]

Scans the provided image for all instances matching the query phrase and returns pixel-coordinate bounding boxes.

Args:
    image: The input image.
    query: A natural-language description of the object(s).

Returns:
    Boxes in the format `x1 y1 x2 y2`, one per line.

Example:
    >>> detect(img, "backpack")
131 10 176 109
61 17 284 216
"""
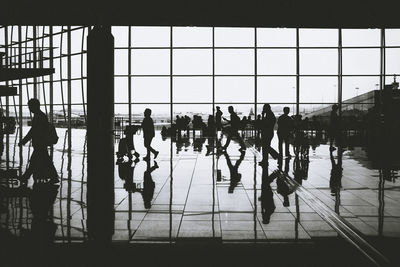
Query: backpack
47 123 59 145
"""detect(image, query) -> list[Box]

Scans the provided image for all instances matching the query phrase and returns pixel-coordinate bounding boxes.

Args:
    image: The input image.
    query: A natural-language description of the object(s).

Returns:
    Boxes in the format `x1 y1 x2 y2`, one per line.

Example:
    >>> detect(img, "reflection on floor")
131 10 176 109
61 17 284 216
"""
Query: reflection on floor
1 128 399 245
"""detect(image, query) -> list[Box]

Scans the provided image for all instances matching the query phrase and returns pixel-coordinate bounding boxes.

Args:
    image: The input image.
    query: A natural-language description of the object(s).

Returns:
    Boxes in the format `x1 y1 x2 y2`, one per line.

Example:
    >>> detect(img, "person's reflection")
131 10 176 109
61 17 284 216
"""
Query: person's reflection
277 157 292 207
117 155 139 193
329 145 343 214
30 181 59 244
260 165 275 224
141 159 158 209
277 156 291 174
175 135 184 154
277 175 293 208
193 136 206 152
0 109 4 159
205 136 215 156
329 145 343 196
223 150 245 193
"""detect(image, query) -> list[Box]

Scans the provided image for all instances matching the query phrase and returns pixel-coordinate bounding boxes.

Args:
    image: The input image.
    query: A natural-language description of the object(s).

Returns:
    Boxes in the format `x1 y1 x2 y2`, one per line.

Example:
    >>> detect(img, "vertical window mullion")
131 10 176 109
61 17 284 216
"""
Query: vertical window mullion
212 27 215 117
170 27 173 124
296 28 300 115
254 27 257 117
128 27 132 125
338 28 343 116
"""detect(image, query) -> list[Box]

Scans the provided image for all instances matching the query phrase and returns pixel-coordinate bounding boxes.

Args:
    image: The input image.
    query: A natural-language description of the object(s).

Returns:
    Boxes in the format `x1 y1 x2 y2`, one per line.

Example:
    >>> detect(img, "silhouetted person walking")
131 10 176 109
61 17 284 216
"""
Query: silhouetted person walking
141 108 159 160
259 104 277 166
329 104 340 151
222 106 246 151
207 114 216 137
18 99 59 184
215 106 223 132
277 107 294 158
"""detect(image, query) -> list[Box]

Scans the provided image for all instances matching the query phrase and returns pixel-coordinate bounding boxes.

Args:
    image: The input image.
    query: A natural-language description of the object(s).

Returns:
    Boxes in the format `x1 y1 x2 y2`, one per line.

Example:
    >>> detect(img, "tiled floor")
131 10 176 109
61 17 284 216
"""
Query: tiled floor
1 128 400 245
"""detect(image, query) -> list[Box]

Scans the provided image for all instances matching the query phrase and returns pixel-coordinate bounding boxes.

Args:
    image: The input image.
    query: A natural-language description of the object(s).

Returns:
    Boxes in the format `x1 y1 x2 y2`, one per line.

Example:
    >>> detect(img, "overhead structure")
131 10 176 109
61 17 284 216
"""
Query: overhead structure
0 85 17 96
0 68 54 82
1 0 399 28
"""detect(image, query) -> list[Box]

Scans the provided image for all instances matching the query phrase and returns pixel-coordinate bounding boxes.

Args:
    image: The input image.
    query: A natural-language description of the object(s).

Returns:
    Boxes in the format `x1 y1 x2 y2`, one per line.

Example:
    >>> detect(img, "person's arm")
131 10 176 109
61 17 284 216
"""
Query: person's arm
19 128 32 146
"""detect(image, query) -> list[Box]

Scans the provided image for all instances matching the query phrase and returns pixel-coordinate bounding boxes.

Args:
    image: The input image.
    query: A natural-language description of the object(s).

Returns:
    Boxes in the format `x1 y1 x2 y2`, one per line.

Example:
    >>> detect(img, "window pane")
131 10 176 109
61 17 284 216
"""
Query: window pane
215 77 254 102
300 49 338 75
0 27 4 44
71 55 82 79
112 26 129 47
132 27 170 47
299 29 338 47
342 29 380 47
71 80 84 104
115 49 128 75
342 76 380 101
53 58 60 80
257 28 296 47
343 49 380 75
300 77 338 103
257 49 296 75
257 77 296 103
115 77 129 103
173 49 212 75
71 28 84 53
173 77 212 103
215 28 254 47
115 104 129 117
386 48 400 75
132 49 170 75
386 29 400 46
215 49 254 75
132 77 169 103
173 27 212 47
61 56 68 79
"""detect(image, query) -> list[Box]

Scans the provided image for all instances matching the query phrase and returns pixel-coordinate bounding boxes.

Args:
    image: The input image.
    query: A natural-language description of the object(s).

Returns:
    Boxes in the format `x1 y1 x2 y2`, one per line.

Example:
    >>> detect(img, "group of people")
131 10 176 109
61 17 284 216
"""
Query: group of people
15 98 342 214
217 104 294 165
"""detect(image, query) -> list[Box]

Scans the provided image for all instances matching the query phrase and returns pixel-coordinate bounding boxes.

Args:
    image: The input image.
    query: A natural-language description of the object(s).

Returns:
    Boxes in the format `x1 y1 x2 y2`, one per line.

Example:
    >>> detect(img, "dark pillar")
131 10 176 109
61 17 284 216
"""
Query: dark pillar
87 26 115 244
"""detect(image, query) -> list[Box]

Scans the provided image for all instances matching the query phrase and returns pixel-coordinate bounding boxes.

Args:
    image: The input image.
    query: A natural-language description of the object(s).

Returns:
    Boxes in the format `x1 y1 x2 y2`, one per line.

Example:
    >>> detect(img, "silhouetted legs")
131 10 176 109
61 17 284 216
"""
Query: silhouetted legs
223 130 246 151
260 136 273 165
144 137 158 160
20 147 59 184
278 133 291 157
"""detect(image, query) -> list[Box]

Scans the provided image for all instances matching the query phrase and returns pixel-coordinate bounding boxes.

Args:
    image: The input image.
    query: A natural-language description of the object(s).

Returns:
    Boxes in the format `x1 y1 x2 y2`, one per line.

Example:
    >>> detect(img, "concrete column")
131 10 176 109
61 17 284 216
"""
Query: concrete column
87 25 115 243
